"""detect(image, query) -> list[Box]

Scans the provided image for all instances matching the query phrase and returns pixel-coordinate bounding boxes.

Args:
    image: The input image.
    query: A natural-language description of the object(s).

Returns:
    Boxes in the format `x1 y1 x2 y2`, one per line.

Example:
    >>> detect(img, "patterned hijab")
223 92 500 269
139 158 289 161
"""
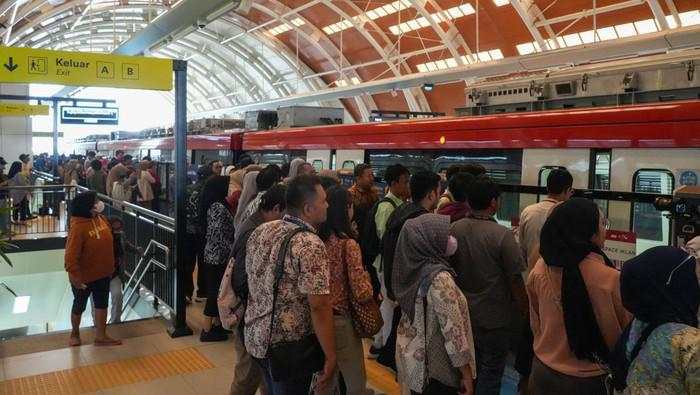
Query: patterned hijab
610 246 699 390
393 214 455 322
234 171 259 228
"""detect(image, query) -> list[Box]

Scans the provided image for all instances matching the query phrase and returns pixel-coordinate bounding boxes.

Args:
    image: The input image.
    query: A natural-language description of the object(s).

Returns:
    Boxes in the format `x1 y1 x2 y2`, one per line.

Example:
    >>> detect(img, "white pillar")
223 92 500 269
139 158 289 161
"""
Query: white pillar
0 84 34 164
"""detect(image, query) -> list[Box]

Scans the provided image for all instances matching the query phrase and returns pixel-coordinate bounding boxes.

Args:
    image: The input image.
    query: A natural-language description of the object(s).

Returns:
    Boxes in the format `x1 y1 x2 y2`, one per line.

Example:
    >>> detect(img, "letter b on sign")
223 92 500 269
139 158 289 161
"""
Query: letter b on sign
122 63 139 80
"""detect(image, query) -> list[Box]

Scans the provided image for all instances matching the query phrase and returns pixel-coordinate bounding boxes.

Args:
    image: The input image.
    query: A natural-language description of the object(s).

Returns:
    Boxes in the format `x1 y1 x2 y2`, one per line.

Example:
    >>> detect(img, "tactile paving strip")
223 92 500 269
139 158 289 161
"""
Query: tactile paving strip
0 347 214 394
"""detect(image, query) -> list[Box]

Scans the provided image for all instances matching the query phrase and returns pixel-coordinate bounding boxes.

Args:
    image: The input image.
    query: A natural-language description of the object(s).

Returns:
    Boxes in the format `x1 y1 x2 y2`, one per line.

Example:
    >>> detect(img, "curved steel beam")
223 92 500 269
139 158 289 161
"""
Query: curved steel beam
322 0 429 112
252 1 374 120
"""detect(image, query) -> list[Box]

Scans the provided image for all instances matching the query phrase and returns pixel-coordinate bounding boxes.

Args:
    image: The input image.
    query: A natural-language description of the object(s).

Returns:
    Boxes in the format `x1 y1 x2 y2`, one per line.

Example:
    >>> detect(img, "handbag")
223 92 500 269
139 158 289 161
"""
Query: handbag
266 225 325 381
343 240 384 338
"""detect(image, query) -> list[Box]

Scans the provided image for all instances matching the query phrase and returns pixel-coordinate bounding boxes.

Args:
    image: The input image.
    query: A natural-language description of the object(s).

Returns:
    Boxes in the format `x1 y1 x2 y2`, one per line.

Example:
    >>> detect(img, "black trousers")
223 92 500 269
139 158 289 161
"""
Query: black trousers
182 234 206 299
12 197 30 221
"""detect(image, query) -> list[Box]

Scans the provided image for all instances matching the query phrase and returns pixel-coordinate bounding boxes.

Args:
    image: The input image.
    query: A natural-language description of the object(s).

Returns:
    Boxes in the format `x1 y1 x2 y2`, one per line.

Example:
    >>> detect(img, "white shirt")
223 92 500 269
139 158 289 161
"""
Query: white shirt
518 198 558 273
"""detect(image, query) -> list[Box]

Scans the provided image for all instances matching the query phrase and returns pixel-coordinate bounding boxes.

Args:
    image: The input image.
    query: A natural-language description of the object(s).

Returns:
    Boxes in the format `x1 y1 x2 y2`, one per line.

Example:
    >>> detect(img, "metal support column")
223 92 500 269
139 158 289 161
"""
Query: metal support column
168 59 193 338
52 101 59 176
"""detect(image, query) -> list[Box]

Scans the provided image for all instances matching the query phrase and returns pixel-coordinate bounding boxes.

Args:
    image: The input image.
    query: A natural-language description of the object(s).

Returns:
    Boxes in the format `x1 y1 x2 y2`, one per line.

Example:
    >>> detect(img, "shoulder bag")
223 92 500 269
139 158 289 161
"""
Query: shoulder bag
343 239 384 338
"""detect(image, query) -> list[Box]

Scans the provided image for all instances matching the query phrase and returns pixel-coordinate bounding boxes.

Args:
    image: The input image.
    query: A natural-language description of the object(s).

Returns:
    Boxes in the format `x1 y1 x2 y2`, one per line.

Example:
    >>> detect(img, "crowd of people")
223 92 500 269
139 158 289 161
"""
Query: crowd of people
61 152 699 395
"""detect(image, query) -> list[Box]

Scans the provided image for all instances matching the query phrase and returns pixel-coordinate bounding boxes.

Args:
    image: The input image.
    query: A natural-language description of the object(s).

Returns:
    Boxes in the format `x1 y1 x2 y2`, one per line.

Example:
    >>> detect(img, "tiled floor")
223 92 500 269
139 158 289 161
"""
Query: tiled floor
0 299 517 395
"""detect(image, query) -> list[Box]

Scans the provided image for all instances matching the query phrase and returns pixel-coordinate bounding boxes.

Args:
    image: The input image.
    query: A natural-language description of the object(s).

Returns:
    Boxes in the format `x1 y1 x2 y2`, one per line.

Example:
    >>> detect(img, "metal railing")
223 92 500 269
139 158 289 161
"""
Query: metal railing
0 184 71 239
121 239 170 322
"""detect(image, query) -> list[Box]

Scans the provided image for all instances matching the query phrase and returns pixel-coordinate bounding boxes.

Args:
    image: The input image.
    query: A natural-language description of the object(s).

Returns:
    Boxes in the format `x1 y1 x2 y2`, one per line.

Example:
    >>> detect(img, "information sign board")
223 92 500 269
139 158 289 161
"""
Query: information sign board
0 102 49 116
61 106 119 125
0 46 172 90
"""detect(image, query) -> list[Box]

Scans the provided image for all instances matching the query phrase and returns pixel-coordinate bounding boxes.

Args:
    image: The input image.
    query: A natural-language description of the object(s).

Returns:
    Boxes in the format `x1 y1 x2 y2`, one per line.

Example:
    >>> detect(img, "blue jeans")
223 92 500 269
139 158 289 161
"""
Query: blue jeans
257 357 314 395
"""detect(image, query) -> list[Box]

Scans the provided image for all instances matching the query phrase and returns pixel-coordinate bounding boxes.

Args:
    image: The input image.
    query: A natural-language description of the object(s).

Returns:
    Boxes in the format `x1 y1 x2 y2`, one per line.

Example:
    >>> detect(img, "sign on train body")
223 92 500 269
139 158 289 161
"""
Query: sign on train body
604 230 637 269
0 46 172 90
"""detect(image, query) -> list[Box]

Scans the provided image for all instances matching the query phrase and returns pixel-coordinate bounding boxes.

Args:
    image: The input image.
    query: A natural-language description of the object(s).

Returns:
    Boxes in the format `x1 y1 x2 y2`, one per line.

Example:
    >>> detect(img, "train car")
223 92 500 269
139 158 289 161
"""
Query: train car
242 100 700 253
95 132 243 165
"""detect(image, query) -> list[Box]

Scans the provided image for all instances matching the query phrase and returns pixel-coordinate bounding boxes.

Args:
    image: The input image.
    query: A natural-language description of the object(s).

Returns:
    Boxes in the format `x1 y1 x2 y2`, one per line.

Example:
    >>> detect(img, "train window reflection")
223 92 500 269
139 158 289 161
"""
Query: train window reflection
632 169 674 245
342 160 356 170
312 160 324 171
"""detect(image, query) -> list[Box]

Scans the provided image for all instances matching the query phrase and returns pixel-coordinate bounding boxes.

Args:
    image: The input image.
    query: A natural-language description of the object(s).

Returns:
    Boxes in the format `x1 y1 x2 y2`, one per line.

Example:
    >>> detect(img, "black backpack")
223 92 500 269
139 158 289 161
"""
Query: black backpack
381 203 427 301
359 197 399 271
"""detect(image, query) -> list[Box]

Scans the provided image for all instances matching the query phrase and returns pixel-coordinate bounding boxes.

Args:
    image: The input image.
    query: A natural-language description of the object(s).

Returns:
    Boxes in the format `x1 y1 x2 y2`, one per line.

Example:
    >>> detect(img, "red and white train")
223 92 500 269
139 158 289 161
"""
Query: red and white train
72 100 700 252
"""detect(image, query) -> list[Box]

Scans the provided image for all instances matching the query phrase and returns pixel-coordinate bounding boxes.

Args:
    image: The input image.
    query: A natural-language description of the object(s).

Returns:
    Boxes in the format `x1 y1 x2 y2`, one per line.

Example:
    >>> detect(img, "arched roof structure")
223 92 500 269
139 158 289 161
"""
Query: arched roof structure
1 0 698 121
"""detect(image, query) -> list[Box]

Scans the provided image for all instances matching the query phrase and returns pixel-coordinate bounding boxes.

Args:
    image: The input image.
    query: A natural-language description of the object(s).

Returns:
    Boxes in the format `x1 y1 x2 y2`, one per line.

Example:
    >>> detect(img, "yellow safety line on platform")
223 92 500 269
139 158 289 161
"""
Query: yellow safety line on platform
366 359 401 395
0 347 214 395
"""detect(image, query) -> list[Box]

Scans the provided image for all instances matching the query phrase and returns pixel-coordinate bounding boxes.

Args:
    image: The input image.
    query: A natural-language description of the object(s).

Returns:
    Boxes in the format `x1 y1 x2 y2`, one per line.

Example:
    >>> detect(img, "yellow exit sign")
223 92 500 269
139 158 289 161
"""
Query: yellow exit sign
0 46 173 91
0 102 49 116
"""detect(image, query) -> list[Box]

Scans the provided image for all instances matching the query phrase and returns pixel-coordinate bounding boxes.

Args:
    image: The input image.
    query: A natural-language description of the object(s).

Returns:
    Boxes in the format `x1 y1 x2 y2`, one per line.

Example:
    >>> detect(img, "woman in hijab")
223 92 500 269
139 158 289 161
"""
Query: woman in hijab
610 246 699 394
393 214 475 395
229 168 245 195
527 198 631 394
233 170 259 228
237 165 282 226
286 157 307 181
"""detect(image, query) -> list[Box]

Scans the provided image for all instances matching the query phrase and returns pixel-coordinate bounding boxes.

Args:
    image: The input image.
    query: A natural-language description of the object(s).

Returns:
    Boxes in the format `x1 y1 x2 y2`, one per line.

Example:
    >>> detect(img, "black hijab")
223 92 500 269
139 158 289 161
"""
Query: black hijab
539 197 613 363
610 246 699 390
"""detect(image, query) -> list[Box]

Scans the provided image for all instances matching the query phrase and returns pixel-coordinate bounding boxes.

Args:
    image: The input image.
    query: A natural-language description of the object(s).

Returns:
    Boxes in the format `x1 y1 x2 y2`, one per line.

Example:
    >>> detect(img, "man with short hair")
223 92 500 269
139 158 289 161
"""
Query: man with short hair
349 163 378 240
244 175 336 393
366 164 410 358
450 176 527 395
108 150 125 170
518 168 574 269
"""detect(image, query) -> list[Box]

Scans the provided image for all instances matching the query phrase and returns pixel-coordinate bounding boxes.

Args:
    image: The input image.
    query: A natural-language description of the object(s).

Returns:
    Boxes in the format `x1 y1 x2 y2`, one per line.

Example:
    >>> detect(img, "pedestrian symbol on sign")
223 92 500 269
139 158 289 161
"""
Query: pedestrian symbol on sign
28 56 47 74
96 61 114 79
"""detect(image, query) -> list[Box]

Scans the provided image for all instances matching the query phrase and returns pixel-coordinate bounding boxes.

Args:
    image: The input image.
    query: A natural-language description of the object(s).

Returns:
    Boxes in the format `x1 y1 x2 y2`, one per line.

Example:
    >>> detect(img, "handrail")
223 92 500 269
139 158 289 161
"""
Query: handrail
121 239 171 321
0 184 76 190
75 186 175 225
31 170 60 182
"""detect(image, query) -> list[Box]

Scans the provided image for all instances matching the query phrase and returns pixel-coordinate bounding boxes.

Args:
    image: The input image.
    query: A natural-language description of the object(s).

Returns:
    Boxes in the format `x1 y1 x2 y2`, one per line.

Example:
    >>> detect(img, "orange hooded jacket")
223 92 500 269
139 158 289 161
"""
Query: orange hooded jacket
64 215 115 284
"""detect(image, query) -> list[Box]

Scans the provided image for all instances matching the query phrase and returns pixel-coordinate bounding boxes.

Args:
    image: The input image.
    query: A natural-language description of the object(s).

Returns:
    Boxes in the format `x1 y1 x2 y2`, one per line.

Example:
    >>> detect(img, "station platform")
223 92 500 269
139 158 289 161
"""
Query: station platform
0 303 404 395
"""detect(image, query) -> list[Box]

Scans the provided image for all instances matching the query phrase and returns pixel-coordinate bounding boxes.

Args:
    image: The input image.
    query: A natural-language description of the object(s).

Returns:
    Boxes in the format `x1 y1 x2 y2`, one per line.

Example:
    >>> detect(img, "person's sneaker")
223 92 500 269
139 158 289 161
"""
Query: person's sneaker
200 329 228 342
367 345 381 360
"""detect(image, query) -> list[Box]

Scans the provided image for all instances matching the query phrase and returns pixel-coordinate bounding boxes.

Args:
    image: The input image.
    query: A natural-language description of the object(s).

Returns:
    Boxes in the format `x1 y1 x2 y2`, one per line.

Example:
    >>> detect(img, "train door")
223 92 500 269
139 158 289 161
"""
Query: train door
609 148 700 253
306 150 331 172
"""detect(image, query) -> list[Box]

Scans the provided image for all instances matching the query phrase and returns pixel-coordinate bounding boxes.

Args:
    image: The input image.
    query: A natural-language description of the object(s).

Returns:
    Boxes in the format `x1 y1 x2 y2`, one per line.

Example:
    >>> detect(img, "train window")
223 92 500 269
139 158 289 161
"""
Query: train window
632 169 674 244
312 160 324 171
342 160 356 170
